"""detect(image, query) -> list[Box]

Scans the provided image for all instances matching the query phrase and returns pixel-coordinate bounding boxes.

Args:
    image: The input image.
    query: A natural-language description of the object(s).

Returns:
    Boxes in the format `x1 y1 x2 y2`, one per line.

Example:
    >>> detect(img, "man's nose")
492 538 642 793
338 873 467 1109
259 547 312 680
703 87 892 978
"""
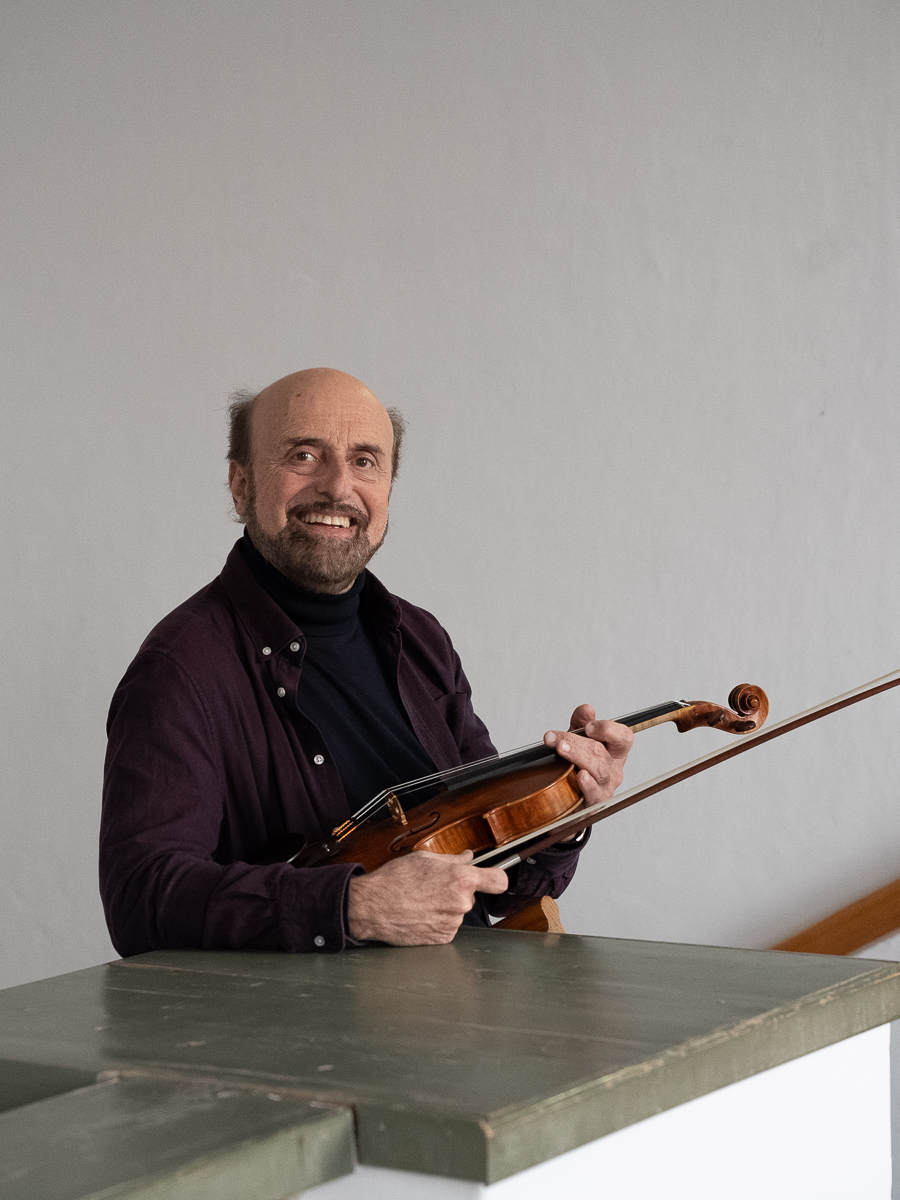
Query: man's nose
315 457 355 500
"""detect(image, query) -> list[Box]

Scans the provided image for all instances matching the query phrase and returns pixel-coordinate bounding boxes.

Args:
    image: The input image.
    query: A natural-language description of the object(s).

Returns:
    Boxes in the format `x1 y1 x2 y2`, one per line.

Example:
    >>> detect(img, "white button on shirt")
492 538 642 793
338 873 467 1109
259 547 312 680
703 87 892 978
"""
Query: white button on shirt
313 754 325 765
276 687 286 698
314 935 325 948
289 641 301 652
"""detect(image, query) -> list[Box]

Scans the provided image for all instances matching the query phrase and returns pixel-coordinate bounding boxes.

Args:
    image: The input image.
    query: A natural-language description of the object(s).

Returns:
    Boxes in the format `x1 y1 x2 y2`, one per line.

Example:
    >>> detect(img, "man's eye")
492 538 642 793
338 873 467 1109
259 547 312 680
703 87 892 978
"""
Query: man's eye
354 456 374 468
294 450 315 462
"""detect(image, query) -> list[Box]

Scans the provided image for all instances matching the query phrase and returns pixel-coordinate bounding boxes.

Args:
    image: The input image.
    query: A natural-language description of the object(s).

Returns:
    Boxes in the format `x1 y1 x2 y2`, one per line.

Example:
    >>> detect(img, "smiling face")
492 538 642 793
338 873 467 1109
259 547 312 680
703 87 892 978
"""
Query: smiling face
229 369 395 594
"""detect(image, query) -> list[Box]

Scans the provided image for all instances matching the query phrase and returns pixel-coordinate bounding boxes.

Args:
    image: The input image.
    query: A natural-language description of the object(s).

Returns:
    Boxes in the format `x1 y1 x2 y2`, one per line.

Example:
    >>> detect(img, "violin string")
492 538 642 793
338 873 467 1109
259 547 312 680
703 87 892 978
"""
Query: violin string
339 733 587 834
338 698 695 836
339 707 682 835
349 744 532 819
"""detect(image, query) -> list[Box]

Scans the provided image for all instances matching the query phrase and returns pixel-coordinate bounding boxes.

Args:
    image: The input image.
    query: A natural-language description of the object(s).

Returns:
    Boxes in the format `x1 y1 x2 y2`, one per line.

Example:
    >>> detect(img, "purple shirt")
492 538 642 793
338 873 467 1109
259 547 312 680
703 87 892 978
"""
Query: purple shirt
100 542 586 956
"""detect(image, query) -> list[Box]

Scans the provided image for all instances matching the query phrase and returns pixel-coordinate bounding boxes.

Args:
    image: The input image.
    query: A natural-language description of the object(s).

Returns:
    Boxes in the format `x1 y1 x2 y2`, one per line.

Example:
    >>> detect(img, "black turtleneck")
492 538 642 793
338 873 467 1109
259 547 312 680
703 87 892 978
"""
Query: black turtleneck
239 533 438 816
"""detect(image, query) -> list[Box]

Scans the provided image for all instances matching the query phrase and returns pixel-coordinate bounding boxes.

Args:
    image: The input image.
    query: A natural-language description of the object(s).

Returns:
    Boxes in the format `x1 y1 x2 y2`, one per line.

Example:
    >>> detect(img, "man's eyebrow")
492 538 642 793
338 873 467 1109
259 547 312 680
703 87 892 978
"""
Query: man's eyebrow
283 436 326 449
282 436 387 458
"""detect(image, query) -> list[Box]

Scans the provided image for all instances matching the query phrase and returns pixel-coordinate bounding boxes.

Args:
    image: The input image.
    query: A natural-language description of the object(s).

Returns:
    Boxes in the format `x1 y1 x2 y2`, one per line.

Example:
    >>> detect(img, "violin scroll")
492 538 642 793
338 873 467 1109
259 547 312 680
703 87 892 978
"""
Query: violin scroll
728 684 769 727
674 684 769 735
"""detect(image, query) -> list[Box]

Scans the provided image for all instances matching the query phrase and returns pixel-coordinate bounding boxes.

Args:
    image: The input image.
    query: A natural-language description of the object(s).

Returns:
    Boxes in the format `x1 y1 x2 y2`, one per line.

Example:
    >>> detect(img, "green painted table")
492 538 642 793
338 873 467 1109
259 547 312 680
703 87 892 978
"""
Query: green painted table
1 930 898 1197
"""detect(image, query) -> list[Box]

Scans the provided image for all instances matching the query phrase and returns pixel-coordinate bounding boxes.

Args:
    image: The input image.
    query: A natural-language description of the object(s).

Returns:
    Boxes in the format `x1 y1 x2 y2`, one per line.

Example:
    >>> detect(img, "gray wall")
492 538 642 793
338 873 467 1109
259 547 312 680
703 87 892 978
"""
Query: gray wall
2 0 899 989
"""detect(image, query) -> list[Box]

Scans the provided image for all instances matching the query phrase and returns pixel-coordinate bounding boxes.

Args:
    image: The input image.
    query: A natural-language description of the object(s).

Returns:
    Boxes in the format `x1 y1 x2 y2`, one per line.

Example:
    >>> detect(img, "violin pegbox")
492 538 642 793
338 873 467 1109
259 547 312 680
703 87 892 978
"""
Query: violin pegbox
674 684 769 735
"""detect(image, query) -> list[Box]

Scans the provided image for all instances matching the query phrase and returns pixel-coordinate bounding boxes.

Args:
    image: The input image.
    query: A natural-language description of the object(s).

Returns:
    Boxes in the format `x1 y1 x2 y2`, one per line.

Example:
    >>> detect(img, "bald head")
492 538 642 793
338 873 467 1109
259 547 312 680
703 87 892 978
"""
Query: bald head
257 367 375 410
228 369 405 480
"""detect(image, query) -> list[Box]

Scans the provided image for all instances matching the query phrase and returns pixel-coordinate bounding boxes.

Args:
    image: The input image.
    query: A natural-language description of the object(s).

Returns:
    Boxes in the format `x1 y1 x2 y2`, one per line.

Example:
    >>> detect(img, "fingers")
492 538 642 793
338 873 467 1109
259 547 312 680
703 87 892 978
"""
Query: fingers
569 703 596 731
469 865 509 895
543 714 634 804
544 721 633 760
415 850 504 893
346 850 509 944
584 718 634 759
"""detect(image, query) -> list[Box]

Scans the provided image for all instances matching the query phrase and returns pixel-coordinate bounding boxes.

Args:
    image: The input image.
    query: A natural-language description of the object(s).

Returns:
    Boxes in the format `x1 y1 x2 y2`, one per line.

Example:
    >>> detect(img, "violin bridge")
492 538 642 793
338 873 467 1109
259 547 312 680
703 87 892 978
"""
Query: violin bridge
386 792 408 826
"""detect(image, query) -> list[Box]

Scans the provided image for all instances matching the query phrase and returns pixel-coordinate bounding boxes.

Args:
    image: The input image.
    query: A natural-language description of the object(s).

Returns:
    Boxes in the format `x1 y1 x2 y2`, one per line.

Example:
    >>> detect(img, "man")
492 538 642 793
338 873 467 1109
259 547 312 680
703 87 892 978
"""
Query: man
100 369 632 955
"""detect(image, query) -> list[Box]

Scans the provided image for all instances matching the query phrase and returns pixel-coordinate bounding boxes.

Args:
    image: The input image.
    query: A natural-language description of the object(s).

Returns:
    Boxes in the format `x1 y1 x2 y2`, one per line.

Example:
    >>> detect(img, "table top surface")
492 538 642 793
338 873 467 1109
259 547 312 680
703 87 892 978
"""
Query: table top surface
2 930 899 1191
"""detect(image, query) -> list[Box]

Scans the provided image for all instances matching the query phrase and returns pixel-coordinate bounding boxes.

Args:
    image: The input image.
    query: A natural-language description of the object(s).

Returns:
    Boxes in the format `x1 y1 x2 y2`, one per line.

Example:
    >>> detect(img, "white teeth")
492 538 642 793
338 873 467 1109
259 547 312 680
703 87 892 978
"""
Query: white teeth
303 514 351 527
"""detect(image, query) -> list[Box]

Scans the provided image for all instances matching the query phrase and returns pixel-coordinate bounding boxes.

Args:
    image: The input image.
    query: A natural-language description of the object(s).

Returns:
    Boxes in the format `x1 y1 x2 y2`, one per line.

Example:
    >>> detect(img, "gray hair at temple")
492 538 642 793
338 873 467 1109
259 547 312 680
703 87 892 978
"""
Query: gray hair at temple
227 388 406 480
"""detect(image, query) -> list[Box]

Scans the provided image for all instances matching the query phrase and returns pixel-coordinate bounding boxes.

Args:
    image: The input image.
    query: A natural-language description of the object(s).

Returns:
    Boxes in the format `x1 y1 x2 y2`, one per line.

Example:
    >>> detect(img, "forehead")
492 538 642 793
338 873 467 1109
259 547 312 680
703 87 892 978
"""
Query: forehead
254 384 393 454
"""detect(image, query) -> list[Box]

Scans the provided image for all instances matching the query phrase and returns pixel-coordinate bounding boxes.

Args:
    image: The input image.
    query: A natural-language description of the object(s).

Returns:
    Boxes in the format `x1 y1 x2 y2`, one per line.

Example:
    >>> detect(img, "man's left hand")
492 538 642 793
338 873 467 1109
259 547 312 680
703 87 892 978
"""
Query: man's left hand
543 704 633 807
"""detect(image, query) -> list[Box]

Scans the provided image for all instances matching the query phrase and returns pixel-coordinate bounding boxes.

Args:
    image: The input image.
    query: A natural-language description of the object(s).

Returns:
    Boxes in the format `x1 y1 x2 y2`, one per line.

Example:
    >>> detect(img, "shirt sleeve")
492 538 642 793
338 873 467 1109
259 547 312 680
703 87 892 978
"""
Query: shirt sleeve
100 648 360 957
443 648 498 763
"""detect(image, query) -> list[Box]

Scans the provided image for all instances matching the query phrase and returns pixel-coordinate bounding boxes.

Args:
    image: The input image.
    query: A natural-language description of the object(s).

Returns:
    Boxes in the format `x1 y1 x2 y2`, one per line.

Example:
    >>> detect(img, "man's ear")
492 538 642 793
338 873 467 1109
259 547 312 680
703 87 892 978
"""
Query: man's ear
228 460 250 519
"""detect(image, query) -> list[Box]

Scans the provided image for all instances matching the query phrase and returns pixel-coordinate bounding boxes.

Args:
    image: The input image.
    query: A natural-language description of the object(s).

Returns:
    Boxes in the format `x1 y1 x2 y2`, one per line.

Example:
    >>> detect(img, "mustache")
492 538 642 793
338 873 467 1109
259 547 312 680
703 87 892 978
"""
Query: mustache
285 500 369 532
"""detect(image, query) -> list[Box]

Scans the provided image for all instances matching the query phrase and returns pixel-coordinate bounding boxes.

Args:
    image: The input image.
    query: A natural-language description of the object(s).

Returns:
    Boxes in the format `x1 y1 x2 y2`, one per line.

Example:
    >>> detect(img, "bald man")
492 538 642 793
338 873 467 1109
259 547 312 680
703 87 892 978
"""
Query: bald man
100 370 632 955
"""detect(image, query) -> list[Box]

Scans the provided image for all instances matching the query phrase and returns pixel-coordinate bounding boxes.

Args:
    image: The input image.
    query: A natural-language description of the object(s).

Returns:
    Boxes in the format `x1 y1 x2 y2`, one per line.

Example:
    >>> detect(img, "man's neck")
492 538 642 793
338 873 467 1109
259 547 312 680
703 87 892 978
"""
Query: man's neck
239 532 365 635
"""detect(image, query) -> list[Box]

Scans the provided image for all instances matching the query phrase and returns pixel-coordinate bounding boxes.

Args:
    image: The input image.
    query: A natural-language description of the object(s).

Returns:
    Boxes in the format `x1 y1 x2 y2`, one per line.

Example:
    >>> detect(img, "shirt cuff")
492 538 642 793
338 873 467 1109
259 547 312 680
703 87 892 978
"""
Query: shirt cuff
276 862 364 953
508 826 592 898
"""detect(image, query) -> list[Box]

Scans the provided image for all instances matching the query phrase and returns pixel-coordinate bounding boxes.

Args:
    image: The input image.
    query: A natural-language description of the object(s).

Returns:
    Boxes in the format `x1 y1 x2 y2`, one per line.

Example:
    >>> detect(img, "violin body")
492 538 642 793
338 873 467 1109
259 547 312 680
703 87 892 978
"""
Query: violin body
292 756 582 871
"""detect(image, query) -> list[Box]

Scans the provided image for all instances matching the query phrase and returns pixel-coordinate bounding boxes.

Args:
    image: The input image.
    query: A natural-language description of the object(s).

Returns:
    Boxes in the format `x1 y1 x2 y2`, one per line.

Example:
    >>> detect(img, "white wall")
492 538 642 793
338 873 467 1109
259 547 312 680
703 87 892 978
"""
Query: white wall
2 0 899 989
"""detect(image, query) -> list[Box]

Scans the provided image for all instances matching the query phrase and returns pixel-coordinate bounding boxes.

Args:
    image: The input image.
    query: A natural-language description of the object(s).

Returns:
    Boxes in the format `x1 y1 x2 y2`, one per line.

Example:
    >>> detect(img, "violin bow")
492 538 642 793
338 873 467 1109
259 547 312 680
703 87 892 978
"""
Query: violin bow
474 667 900 870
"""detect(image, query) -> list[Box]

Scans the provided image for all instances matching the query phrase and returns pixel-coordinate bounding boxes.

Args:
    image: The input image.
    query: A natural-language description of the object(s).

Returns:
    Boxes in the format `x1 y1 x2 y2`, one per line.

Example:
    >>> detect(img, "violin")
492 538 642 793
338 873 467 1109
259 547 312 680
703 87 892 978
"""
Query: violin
277 668 900 877
283 683 772 874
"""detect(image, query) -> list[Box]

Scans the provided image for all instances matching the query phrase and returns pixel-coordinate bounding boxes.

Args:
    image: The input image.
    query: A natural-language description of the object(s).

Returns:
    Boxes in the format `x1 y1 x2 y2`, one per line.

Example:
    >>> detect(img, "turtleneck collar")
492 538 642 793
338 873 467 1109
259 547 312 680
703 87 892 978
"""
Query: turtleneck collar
239 530 365 638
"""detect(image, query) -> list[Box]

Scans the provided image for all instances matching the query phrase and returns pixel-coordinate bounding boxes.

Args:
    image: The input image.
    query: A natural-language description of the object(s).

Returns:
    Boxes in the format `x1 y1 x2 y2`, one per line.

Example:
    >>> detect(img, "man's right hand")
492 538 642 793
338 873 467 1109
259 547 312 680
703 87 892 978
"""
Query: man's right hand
346 850 508 945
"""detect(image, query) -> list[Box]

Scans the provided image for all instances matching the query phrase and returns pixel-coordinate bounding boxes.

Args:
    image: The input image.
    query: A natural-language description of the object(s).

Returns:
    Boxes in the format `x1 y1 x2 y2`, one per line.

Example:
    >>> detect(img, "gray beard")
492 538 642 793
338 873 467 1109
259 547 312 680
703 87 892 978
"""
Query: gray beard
243 496 386 595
